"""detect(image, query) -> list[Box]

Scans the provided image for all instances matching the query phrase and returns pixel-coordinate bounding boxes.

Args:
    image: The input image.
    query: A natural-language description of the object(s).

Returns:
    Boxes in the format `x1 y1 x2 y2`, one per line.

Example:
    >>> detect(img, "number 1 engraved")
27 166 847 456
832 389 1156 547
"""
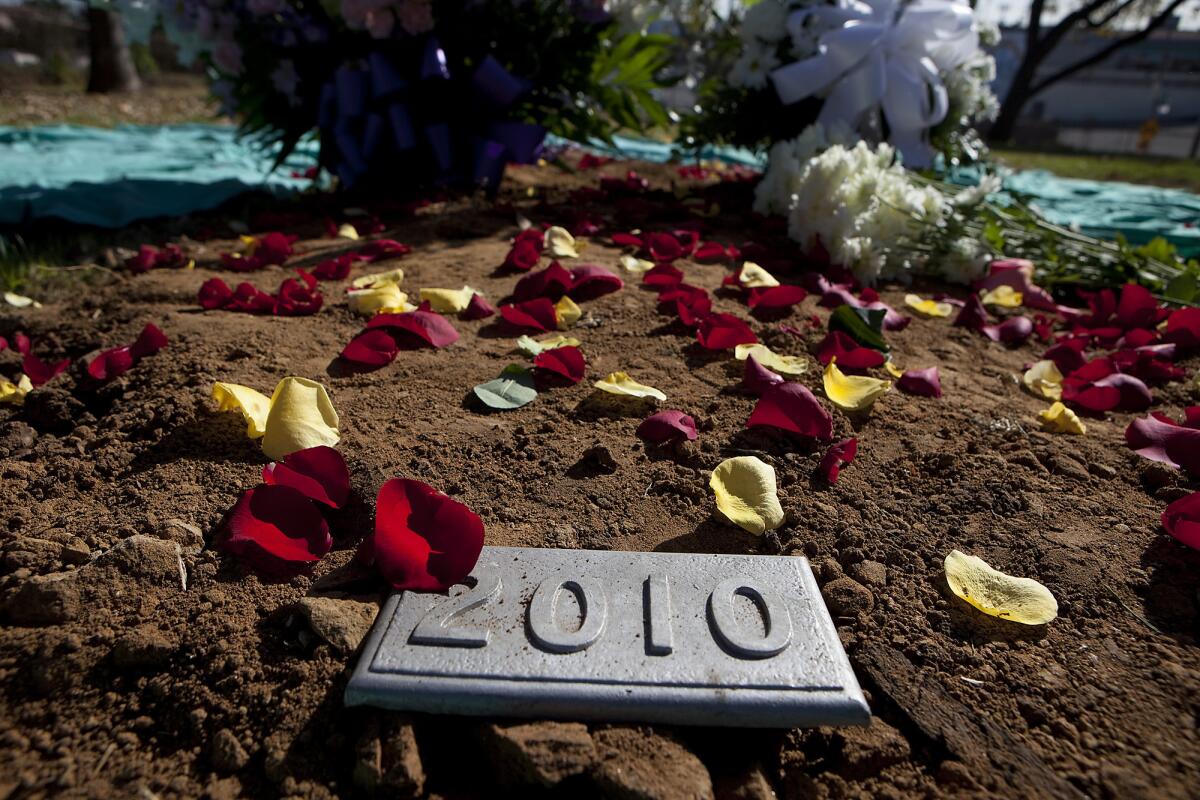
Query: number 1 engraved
643 573 674 656
409 568 501 648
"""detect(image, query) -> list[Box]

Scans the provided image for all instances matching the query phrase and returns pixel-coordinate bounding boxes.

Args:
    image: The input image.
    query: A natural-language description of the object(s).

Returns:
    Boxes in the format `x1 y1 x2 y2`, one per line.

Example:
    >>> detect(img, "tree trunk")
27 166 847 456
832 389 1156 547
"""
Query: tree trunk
987 51 1045 144
87 8 142 94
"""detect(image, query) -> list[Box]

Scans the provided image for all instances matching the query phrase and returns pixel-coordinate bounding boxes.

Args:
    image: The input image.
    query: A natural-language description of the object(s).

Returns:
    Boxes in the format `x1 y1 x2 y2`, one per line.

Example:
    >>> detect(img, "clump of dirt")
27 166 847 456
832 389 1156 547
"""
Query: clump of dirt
0 158 1197 799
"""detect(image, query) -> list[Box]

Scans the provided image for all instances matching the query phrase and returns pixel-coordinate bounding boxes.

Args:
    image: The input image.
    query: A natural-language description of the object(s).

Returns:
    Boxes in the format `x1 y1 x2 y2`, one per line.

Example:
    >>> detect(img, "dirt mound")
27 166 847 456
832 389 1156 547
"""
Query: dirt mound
0 160 1197 799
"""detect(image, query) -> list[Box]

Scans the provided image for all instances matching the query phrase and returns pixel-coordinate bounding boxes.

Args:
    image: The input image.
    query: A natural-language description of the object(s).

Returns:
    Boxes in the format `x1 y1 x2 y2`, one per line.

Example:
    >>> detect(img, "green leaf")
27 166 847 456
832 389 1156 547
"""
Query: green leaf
1134 236 1177 264
829 305 889 352
1165 272 1197 303
473 365 538 410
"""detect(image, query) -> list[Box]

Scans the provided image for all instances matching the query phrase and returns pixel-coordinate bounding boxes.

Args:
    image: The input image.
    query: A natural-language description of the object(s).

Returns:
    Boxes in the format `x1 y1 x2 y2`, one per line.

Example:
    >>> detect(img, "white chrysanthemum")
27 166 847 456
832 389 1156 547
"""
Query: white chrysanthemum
742 0 788 43
785 142 951 285
940 237 990 285
728 41 781 90
752 122 860 215
952 174 1001 208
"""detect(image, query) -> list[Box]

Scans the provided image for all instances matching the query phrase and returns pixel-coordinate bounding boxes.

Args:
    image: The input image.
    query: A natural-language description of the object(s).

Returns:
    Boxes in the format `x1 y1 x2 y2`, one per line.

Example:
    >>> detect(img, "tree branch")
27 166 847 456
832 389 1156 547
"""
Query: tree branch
1029 0 1189 95
1086 0 1142 28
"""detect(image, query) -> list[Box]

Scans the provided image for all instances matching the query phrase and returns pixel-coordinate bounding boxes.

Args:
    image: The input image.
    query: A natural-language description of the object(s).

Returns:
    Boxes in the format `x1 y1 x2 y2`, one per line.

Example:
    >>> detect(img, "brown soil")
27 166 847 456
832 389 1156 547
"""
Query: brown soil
0 159 1198 800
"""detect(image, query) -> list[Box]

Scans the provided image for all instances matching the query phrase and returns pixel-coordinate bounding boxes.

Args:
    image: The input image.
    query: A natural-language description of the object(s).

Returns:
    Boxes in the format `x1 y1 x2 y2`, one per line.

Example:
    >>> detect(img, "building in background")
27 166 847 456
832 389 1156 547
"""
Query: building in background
991 18 1200 156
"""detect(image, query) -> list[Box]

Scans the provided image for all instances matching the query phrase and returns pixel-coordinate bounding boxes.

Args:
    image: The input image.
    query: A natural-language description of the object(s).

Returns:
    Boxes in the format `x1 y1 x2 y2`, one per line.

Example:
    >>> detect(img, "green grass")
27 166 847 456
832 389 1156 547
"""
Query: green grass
992 149 1200 193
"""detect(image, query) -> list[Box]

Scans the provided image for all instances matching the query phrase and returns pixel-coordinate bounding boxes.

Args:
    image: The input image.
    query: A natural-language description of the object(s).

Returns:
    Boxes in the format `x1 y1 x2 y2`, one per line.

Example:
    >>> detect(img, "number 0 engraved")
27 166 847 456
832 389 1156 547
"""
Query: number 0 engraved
409 568 500 648
527 576 607 654
644 573 674 656
707 577 792 659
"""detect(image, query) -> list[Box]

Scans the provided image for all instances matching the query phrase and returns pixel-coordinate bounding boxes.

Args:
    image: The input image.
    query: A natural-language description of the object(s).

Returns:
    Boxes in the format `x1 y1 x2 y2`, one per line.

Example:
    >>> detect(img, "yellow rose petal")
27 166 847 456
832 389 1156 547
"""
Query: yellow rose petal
823 357 891 412
544 226 578 259
1023 359 1064 401
0 374 33 405
1038 401 1085 434
944 550 1058 625
981 285 1022 308
3 291 41 308
619 254 655 274
733 343 807 376
351 267 405 289
737 261 779 288
516 334 581 357
348 284 408 316
239 234 259 254
884 362 905 379
594 372 666 401
904 293 953 318
555 296 581 330
261 377 340 460
336 223 359 240
212 382 272 439
709 456 785 535
419 286 477 314
377 300 418 314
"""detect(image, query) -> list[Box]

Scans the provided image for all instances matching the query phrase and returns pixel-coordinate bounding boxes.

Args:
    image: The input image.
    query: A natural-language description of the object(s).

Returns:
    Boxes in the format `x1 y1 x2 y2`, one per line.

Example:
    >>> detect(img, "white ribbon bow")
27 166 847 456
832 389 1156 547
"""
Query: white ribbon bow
770 0 978 168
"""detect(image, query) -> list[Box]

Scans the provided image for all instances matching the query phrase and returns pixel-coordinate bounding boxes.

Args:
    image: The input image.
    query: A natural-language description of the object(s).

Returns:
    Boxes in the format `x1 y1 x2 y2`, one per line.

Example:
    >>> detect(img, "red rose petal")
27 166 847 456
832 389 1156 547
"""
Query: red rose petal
1062 379 1121 413
954 294 989 330
359 478 485 591
86 347 134 382
357 239 410 262
611 232 643 249
499 298 557 332
569 264 624 301
982 316 1033 344
1070 356 1117 382
13 333 30 355
262 445 350 509
742 355 784 396
462 293 496 320
0 337 7 352
513 261 573 302
815 331 886 370
219 485 331 579
818 438 857 483
897 367 943 398
341 328 401 367
199 277 234 309
1126 412 1200 475
274 278 324 316
1163 307 1200 349
253 232 296 266
646 232 684 262
1043 340 1088 375
747 285 807 310
675 292 713 328
642 263 684 291
22 351 69 387
533 345 586 384
1115 283 1161 330
1082 373 1152 412
1162 492 1200 550
746 382 833 441
367 309 460 348
503 237 542 271
697 313 757 350
693 241 731 263
636 410 698 443
312 254 354 280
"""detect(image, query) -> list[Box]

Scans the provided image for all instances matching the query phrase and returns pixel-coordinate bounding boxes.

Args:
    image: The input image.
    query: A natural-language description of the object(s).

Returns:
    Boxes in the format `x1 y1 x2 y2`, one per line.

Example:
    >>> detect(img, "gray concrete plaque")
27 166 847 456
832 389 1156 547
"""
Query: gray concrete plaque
344 546 870 727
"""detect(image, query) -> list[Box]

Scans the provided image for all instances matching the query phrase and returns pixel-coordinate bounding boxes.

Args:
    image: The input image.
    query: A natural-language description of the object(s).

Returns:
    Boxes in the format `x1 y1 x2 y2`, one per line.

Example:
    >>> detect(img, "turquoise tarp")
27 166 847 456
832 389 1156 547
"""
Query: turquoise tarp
2 124 1197 258
0 124 318 228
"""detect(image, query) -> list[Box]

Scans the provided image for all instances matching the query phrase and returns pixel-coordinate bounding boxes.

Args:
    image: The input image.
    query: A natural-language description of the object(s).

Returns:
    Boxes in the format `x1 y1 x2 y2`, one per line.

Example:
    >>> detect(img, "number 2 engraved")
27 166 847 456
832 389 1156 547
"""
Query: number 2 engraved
707 577 792 659
409 567 501 648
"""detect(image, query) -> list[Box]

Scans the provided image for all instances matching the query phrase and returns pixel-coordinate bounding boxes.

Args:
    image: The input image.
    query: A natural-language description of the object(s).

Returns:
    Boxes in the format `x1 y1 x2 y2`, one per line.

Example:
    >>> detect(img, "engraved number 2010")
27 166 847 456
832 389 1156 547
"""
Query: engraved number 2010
409 569 791 659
